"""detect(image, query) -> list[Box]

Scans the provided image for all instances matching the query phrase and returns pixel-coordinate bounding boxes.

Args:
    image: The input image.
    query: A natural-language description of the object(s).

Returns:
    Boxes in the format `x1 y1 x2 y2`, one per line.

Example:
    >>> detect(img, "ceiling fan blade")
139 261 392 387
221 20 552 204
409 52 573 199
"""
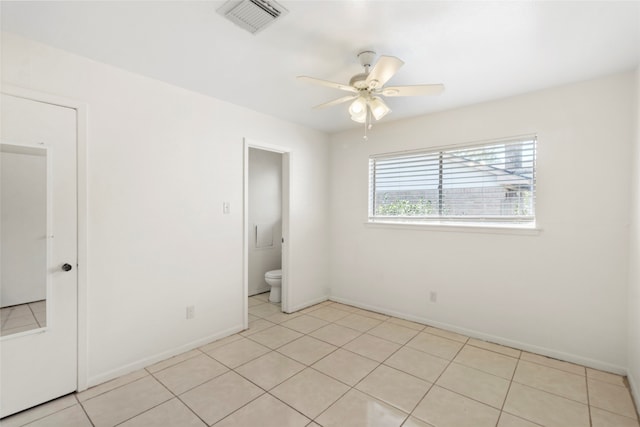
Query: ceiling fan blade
313 95 357 109
297 76 358 93
381 84 445 97
366 56 404 88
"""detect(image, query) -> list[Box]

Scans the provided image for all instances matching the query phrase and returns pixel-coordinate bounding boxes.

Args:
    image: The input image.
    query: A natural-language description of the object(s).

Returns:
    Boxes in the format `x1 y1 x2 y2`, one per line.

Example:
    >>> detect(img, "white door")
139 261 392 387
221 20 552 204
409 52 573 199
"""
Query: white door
0 93 78 417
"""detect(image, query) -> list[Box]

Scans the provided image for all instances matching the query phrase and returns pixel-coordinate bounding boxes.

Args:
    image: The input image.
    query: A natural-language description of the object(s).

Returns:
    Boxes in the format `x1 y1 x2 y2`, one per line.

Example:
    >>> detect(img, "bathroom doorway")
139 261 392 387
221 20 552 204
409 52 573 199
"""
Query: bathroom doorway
243 139 291 328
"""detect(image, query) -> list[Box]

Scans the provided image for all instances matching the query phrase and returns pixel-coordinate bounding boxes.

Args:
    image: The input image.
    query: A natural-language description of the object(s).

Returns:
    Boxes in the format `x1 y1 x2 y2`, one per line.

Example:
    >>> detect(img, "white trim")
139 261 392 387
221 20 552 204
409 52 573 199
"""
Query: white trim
87 325 244 388
628 369 640 415
330 295 628 375
287 295 329 313
1 84 89 391
364 221 542 236
243 138 292 321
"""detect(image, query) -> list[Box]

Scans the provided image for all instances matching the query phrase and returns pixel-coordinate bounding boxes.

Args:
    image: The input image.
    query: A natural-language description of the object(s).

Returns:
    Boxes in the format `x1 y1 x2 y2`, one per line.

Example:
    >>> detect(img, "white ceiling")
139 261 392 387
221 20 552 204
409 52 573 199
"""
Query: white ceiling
2 1 639 133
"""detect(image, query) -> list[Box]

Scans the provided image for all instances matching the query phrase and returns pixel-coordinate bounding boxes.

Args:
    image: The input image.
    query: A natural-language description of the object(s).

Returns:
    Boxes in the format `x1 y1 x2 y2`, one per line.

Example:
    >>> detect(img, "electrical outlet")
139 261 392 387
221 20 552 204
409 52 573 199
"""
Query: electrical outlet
430 291 438 303
186 305 195 319
223 202 230 214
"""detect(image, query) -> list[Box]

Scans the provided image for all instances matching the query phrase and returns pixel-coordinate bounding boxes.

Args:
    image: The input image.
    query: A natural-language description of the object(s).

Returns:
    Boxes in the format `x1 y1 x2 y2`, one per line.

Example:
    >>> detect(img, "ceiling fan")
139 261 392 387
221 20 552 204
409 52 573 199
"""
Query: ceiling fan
298 51 444 136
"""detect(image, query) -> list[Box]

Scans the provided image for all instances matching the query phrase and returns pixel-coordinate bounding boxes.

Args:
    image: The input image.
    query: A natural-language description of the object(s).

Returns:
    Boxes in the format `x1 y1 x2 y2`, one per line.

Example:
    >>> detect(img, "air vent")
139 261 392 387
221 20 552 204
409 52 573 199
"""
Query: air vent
218 0 288 34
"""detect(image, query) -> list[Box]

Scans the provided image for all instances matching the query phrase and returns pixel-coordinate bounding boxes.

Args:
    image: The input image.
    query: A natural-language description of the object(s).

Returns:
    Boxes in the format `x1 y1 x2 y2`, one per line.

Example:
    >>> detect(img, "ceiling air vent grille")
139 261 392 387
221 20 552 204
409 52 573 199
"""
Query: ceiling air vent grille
218 0 288 34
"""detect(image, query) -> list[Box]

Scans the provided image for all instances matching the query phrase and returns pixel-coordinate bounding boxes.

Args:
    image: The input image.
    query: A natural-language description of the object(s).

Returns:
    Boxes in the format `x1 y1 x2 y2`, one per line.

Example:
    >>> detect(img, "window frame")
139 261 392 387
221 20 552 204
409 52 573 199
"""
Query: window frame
368 136 537 229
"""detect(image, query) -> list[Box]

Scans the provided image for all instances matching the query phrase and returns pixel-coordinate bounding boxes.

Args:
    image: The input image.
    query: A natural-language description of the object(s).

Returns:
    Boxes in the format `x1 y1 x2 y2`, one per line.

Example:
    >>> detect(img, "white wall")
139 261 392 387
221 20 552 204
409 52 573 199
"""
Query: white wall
1 32 329 386
0 147 47 307
629 66 640 406
329 72 635 372
248 148 282 296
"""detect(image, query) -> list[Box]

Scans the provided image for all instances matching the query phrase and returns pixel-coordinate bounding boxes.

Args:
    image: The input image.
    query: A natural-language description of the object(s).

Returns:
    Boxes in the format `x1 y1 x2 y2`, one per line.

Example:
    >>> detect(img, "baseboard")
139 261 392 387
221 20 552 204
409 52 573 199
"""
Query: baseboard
249 286 270 297
86 324 244 388
628 368 640 415
287 295 329 313
329 295 627 375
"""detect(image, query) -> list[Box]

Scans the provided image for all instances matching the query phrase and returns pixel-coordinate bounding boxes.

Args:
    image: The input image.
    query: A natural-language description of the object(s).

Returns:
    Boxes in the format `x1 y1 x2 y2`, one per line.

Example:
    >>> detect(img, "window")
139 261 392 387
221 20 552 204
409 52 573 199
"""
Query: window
369 137 537 226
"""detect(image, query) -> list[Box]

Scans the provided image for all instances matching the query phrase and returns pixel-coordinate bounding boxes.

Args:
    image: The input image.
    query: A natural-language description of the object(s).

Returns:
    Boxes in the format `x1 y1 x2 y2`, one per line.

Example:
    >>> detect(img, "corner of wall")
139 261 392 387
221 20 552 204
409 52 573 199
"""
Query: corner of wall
628 65 640 409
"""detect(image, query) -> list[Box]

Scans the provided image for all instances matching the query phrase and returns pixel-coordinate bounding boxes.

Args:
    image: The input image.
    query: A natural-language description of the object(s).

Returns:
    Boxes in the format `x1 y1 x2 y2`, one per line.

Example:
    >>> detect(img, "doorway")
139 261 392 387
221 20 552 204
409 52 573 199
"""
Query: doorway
243 139 291 327
0 87 87 418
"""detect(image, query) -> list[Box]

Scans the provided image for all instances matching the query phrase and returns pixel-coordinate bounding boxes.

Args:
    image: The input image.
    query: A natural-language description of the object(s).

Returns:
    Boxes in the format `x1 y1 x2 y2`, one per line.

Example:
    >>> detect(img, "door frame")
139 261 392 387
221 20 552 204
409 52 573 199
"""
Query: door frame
1 84 89 391
243 138 291 326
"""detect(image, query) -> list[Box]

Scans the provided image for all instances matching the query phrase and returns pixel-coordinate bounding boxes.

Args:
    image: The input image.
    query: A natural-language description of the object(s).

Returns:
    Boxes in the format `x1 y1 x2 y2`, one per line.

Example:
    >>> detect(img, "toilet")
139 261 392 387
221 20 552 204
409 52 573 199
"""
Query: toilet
264 269 282 303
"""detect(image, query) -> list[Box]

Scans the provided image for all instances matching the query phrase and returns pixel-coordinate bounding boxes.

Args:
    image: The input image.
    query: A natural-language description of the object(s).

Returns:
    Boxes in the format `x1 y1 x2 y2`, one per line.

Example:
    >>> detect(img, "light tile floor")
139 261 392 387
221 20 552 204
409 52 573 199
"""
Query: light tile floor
0 300 46 336
2 293 639 426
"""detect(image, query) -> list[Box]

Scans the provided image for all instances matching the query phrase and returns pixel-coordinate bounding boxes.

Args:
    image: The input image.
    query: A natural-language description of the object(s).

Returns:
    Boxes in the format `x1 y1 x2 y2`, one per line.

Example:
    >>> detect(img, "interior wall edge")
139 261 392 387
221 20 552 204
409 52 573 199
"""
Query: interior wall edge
329 295 628 375
86 324 243 389
286 295 329 314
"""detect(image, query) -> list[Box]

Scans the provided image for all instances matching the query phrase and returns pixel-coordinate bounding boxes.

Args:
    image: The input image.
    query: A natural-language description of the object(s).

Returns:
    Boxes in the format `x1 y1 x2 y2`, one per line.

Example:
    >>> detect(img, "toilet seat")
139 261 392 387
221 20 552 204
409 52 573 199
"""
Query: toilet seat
265 269 282 279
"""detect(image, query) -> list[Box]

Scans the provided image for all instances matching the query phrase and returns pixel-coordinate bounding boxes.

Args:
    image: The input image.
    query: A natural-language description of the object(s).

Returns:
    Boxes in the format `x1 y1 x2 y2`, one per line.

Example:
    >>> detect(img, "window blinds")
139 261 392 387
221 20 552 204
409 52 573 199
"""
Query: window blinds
369 137 536 224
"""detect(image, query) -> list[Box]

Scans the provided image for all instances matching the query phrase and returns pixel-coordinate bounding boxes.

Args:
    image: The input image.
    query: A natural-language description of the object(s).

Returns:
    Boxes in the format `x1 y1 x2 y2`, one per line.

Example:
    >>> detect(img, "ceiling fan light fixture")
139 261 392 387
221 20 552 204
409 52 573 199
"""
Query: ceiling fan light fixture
350 108 367 123
369 97 390 120
348 97 367 115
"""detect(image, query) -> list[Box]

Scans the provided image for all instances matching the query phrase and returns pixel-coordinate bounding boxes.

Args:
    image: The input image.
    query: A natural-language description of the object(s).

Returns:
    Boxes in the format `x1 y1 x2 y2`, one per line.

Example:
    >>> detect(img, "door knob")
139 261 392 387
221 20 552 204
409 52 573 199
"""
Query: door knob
61 263 73 272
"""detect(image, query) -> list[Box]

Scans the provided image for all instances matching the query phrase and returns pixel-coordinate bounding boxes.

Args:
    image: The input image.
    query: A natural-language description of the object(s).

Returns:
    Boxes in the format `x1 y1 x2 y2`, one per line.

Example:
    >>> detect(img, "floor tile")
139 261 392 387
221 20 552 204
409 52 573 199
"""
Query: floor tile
503 382 590 427
247 325 303 349
119 398 205 426
248 298 265 307
0 394 78 427
520 352 585 376
406 332 464 361
81 376 172 427
271 368 349 419
513 360 587 403
423 326 468 343
309 323 361 347
454 345 517 379
312 348 379 386
299 304 323 314
326 302 359 312
277 335 337 365
497 412 542 426
198 333 243 354
77 370 149 402
248 303 282 318
412 385 500 427
251 292 270 302
214 394 309 427
368 322 419 345
590 406 640 427
316 389 407 427
384 346 449 383
343 333 401 362
280 314 329 334
240 319 276 336
264 311 302 324
335 313 383 332
205 337 270 368
25 404 92 427
235 351 304 390
402 416 434 427
586 368 626 386
307 306 351 322
436 362 510 408
145 349 202 374
152 353 228 394
180 371 263 425
386 317 426 331
2 314 38 330
352 308 390 321
355 364 432 413
467 338 521 358
588 379 638 419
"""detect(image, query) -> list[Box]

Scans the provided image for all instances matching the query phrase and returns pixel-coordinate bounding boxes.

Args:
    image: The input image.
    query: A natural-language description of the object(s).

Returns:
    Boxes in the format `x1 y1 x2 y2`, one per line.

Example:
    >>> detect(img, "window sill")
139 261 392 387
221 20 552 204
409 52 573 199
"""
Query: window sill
364 220 542 235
